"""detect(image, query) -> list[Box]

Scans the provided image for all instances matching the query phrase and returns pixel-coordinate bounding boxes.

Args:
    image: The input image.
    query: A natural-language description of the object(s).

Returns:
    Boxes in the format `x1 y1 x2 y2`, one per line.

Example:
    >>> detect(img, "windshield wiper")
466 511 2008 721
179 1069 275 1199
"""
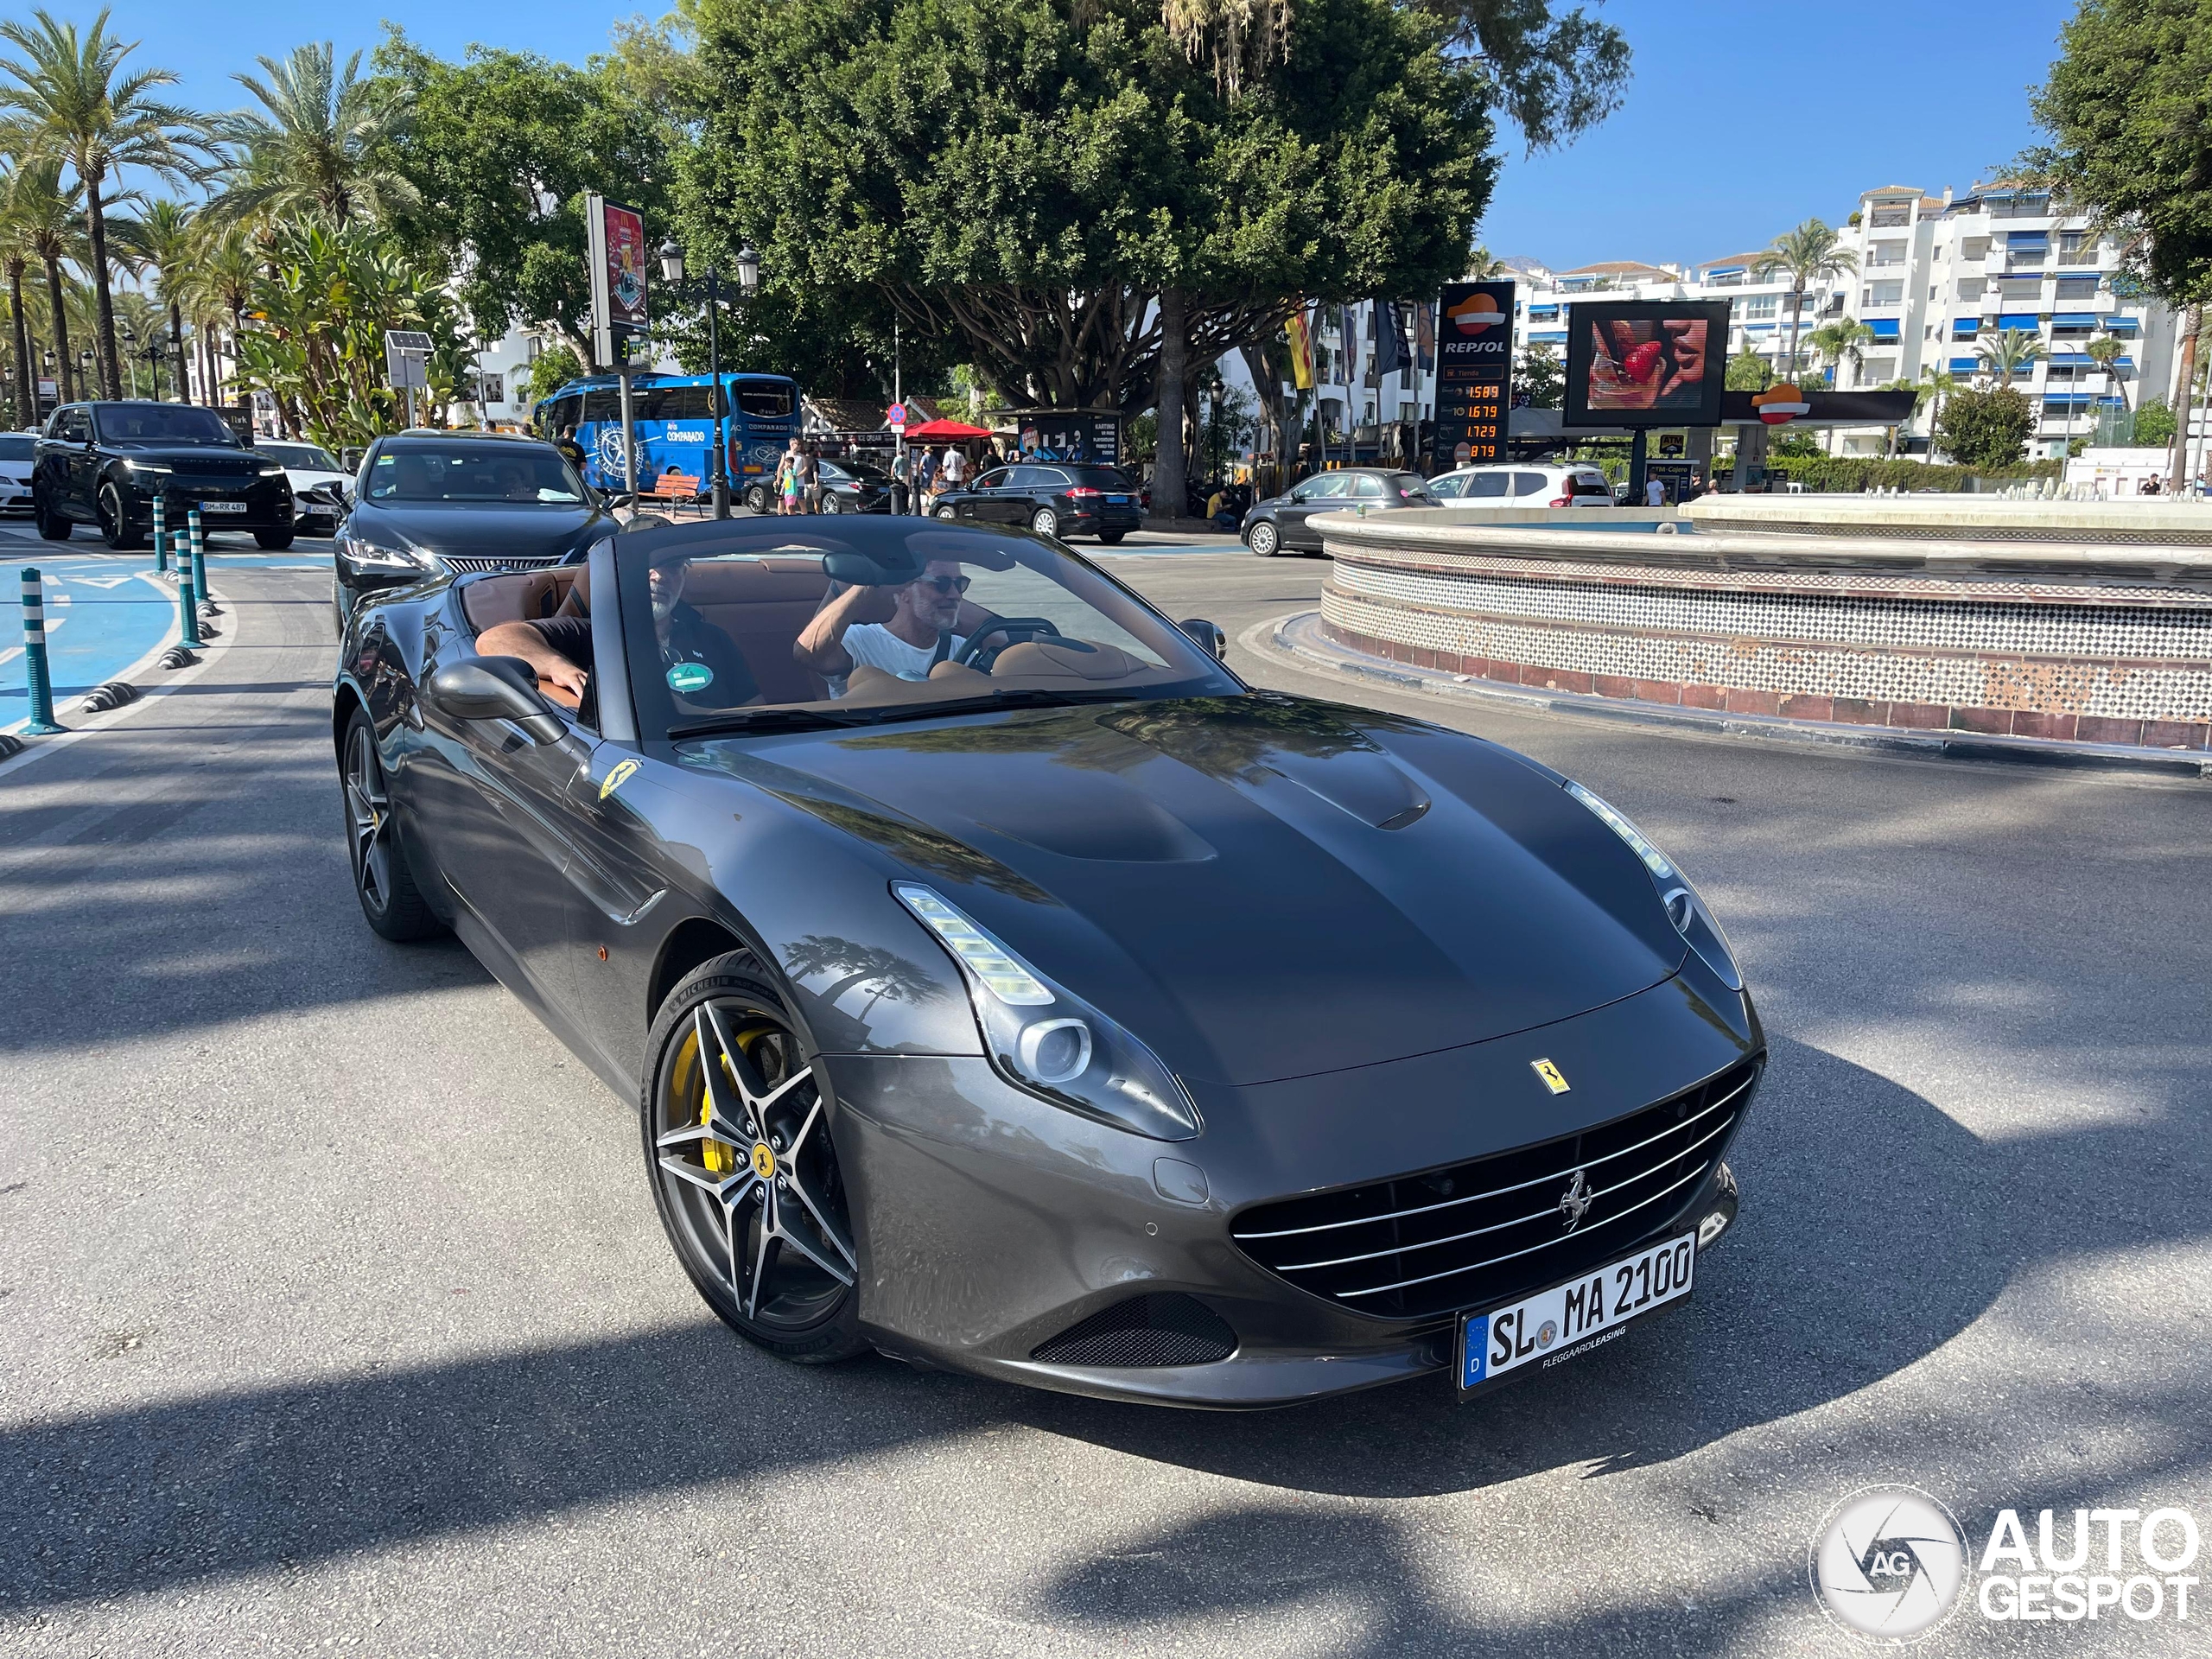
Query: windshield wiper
668 708 878 739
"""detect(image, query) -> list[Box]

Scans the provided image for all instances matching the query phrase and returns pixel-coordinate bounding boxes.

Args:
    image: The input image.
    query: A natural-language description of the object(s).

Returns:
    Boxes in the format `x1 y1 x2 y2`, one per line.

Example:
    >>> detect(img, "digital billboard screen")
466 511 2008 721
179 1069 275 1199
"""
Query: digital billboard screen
1563 301 1730 428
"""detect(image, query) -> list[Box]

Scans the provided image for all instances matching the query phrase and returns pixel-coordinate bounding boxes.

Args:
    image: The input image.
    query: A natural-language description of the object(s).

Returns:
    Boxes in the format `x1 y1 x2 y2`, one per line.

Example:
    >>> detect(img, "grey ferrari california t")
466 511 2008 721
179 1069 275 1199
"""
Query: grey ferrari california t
331 513 1761 1407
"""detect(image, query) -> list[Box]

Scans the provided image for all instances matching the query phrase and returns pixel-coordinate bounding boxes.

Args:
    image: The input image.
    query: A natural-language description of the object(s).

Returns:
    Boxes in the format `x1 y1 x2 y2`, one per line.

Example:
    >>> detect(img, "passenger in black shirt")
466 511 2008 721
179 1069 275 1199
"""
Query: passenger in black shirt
477 559 760 711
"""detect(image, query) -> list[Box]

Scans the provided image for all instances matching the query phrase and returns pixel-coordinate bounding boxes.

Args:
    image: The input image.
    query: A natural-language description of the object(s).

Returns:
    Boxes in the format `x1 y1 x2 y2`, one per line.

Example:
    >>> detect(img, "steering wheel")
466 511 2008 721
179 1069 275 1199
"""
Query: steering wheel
950 613 1071 672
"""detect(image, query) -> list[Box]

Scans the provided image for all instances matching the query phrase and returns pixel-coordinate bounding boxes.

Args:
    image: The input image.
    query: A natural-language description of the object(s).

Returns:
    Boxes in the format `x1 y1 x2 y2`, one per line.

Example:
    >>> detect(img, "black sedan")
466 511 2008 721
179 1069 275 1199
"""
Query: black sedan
1242 467 1435 556
333 516 1759 1407
931 461 1142 543
34 400 296 550
332 433 607 627
816 455 894 513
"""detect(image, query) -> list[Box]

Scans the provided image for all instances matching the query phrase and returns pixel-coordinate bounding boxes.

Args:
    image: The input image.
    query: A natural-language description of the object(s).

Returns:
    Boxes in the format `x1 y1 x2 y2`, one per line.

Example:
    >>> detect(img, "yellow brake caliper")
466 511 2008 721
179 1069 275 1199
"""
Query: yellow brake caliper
692 1030 735 1176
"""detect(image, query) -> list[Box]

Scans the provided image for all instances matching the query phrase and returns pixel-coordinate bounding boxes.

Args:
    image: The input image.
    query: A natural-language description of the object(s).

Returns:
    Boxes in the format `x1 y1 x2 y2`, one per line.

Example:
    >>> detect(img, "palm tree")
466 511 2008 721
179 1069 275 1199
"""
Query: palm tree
182 224 256 405
1910 368 1958 455
1976 327 2044 388
3 155 84 401
1465 245 1509 281
111 195 194 395
1805 316 1875 389
0 9 202 401
1751 219 1859 382
0 157 48 421
2085 333 2128 412
207 43 416 226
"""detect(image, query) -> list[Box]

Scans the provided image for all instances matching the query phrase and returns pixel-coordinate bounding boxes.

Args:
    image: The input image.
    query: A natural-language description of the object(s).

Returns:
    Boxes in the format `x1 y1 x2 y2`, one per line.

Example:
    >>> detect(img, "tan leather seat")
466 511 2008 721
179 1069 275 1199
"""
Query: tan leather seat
460 569 581 632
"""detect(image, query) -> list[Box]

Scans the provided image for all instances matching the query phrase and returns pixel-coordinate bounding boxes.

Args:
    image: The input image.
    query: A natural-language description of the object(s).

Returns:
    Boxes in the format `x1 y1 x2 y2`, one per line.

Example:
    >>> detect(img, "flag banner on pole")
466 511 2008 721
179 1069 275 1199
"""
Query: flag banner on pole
1339 306 1360 387
1372 301 1408 378
1286 306 1316 391
1414 302 1436 372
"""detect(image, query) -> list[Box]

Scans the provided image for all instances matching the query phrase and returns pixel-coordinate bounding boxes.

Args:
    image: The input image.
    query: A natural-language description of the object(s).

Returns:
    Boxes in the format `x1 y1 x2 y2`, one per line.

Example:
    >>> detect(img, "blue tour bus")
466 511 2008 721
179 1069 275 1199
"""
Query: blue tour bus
533 371 801 508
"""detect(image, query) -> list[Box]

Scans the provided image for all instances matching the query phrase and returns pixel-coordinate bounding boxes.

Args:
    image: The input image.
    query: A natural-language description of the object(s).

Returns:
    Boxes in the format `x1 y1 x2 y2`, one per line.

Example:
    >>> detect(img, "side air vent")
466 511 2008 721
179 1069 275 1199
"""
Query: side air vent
1029 1294 1237 1368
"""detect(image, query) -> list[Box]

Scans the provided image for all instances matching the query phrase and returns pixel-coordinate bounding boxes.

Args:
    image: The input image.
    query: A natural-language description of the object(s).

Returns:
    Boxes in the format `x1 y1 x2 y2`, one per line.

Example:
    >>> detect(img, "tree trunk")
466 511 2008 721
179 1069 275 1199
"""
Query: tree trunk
1785 286 1805 381
83 171 123 401
2169 303 2200 493
7 261 33 426
1150 289 1190 524
1240 340 1287 497
168 300 186 400
43 257 73 401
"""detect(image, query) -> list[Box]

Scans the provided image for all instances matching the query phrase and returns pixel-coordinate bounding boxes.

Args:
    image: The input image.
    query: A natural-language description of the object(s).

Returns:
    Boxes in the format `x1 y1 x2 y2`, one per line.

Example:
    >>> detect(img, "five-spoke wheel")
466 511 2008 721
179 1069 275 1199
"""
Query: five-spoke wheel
341 709 442 940
643 957 868 1362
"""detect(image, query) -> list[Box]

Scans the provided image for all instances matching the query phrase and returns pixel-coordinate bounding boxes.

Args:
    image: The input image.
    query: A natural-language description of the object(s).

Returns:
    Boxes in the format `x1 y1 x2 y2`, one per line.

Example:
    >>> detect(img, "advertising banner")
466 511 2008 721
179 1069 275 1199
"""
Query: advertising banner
1433 281 1515 469
1372 300 1409 379
1563 300 1729 429
587 194 650 366
1286 306 1316 391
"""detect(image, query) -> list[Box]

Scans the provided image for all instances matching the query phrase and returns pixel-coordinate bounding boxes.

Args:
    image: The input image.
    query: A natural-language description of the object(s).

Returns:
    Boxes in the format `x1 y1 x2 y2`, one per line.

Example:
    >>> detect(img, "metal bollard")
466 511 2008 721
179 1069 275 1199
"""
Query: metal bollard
16 566 65 734
153 494 168 575
188 506 211 613
177 570 205 651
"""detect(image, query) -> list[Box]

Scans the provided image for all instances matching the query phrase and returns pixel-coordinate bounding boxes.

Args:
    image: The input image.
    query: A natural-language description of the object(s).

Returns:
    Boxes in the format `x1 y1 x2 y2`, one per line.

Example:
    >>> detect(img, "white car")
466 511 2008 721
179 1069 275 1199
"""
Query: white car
1426 462 1614 507
255 440 353 537
0 430 35 512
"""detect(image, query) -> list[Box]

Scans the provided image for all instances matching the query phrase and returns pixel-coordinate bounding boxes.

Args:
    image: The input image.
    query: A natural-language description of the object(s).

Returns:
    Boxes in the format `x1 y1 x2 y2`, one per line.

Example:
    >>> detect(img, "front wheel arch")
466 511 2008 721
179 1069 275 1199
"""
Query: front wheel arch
649 916 755 1028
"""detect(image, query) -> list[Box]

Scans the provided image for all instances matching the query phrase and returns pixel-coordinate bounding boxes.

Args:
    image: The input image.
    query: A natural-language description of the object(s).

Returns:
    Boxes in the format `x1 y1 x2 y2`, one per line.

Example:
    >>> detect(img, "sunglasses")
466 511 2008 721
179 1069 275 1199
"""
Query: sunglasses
918 575 971 594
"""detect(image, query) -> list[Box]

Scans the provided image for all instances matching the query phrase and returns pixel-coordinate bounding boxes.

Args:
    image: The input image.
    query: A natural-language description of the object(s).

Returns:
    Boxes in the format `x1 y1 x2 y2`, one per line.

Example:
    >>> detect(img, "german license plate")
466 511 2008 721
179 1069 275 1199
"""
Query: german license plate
198 499 247 513
1458 1232 1694 1397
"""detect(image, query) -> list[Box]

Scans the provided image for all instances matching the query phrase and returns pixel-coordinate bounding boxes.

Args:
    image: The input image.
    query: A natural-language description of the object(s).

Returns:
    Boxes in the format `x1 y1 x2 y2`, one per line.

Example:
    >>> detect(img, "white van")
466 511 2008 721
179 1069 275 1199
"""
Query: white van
1426 463 1614 507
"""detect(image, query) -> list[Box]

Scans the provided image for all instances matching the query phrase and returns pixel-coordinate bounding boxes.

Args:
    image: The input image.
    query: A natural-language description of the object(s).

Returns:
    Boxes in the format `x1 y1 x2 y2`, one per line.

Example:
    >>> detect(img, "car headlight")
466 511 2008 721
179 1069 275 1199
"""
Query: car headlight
338 533 421 574
122 459 172 475
1564 781 1743 992
894 883 1200 1141
257 463 288 476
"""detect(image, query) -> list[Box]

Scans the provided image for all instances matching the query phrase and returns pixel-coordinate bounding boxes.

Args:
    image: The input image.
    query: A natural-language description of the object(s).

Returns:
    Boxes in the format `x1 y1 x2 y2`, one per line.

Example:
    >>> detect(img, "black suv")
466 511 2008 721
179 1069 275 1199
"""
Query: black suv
35 401 296 550
931 461 1142 543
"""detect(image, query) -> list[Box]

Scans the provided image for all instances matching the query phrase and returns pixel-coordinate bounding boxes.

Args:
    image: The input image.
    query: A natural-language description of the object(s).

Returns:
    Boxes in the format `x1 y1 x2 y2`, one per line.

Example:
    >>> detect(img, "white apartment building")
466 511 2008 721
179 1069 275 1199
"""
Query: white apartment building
1507 183 2182 459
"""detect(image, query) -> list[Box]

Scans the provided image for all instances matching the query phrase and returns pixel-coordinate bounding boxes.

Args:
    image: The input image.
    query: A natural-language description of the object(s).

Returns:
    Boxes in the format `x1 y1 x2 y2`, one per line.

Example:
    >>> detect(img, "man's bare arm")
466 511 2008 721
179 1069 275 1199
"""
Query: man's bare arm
794 582 895 674
478 621 588 697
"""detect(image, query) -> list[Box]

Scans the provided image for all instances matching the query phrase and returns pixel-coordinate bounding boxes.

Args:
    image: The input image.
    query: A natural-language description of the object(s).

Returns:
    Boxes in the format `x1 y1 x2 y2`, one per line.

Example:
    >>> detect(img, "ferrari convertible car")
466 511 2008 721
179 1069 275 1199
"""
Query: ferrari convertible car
332 515 1761 1407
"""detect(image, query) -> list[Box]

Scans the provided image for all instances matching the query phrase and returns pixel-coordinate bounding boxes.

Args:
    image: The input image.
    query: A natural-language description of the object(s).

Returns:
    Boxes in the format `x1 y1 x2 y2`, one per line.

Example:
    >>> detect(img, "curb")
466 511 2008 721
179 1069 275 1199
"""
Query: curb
1254 611 2212 784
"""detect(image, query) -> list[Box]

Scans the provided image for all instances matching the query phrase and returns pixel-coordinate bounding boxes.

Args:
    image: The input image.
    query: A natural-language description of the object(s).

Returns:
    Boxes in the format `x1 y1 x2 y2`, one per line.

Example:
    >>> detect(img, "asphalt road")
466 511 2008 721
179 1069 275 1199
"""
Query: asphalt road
3 546 2209 1656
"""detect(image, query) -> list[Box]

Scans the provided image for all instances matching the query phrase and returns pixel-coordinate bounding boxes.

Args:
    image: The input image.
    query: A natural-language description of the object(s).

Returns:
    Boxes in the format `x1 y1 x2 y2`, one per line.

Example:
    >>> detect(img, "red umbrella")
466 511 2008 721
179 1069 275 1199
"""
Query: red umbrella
902 417 994 440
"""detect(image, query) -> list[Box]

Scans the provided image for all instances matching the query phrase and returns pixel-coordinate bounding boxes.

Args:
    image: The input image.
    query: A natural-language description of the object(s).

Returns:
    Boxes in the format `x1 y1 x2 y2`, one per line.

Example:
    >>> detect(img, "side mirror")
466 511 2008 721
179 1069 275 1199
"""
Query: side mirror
1178 618 1227 660
425 656 564 743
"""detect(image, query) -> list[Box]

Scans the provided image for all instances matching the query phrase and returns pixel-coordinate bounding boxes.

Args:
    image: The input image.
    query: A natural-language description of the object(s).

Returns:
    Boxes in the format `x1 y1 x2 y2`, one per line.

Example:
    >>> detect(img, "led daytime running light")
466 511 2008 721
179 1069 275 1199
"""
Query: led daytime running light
894 885 1052 1006
1565 781 1675 880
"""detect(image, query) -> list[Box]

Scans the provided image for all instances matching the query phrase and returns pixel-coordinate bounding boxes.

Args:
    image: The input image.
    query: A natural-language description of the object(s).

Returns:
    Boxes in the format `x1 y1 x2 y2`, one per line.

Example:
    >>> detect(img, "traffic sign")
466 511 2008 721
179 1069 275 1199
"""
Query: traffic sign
887 403 906 429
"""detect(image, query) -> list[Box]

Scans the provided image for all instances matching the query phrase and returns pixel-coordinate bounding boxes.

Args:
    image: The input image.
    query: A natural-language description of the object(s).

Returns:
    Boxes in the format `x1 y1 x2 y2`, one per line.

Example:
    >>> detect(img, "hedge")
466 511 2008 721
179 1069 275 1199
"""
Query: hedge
1708 454 2063 493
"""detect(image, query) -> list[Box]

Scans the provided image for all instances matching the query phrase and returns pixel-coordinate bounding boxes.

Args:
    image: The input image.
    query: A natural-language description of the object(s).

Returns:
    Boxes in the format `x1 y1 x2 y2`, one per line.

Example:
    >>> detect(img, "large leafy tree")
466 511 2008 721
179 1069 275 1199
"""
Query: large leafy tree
1751 219 1857 382
209 43 418 226
1936 384 2035 468
679 0 1496 420
0 8 202 400
372 32 672 370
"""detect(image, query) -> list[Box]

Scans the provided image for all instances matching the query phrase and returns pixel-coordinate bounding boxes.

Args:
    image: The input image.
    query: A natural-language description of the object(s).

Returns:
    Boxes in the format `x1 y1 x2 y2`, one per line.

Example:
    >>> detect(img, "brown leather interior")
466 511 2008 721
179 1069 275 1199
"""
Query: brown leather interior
460 568 582 632
679 557 833 705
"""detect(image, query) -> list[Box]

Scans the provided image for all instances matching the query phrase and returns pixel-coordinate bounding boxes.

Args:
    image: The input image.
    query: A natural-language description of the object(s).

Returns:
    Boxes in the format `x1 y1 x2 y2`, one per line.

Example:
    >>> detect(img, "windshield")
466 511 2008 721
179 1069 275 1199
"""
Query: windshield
0 435 32 461
366 444 587 504
259 442 341 471
614 522 1239 739
93 404 238 446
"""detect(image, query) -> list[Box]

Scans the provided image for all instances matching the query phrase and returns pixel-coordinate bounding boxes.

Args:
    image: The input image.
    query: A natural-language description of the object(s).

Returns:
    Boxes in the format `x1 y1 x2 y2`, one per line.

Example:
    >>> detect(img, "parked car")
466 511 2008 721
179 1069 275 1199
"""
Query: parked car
1427 463 1614 508
34 400 296 550
1241 467 1435 556
331 432 607 628
0 431 35 513
931 462 1143 543
256 439 353 537
816 455 894 514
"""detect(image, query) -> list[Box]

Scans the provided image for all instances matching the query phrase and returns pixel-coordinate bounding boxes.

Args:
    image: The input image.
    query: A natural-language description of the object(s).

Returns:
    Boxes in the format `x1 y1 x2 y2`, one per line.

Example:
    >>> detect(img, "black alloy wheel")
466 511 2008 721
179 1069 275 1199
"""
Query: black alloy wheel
1098 530 1126 544
255 529 296 550
98 481 143 550
341 709 442 941
934 503 957 520
33 484 71 541
1030 506 1059 537
743 483 770 515
643 954 867 1363
819 492 844 515
1247 519 1280 557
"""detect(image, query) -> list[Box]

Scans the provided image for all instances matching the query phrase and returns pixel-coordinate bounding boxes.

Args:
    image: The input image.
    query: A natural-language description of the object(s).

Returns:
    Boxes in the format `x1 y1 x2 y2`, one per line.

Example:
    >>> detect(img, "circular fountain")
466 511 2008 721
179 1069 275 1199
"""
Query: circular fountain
1299 496 2212 764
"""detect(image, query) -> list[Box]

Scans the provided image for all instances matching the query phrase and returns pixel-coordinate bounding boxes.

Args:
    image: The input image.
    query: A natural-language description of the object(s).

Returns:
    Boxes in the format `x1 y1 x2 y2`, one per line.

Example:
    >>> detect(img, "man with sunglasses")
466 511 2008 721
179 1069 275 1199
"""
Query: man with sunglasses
796 557 989 689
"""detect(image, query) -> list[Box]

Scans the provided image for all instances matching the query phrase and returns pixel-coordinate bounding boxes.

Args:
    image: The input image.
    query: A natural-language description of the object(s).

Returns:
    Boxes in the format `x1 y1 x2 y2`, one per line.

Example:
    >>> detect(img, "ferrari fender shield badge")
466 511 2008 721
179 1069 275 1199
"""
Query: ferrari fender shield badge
1530 1058 1571 1095
599 759 640 801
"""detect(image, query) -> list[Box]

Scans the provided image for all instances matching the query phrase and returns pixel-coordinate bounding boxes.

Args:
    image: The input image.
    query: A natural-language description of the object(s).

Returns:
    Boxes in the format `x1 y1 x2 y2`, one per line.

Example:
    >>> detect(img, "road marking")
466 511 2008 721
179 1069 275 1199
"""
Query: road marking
67 575 132 589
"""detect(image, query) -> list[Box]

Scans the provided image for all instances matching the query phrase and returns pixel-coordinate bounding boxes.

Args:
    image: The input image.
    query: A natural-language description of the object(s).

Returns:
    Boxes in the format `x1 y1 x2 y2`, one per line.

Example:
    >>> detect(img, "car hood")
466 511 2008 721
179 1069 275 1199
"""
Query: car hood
285 468 351 492
700 696 1688 1087
359 501 604 558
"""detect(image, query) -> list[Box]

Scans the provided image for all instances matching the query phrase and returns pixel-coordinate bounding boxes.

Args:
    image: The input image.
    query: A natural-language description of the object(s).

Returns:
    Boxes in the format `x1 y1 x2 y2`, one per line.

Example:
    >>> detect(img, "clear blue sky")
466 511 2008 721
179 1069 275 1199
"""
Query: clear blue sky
94 0 2080 275
1481 0 2082 270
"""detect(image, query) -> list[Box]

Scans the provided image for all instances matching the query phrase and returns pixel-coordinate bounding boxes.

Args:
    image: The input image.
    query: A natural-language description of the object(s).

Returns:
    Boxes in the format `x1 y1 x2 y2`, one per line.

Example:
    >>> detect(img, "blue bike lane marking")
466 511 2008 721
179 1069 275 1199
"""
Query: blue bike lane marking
1 556 178 728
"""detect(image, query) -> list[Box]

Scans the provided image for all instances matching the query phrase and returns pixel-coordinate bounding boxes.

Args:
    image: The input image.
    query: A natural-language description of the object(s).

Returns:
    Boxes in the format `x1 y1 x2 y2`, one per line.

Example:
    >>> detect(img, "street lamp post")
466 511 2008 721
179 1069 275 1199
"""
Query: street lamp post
122 327 139 398
78 348 94 402
658 238 762 520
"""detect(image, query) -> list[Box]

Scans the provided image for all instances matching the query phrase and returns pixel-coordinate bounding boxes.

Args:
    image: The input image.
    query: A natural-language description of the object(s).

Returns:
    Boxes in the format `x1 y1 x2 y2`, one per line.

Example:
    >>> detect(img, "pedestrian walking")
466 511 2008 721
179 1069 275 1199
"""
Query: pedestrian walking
554 424 587 474
941 444 968 493
779 438 804 516
891 445 912 515
918 446 941 505
802 444 823 513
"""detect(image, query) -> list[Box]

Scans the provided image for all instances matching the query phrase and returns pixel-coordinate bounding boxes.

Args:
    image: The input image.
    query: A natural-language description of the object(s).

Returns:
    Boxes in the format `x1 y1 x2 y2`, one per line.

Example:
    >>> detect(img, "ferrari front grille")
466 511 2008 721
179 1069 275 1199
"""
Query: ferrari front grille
1230 1059 1758 1321
436 554 568 573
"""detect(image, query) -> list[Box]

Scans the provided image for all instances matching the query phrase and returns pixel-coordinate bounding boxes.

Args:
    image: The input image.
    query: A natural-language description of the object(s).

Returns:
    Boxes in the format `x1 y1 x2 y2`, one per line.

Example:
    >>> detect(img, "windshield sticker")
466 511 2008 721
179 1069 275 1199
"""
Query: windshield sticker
666 662 714 695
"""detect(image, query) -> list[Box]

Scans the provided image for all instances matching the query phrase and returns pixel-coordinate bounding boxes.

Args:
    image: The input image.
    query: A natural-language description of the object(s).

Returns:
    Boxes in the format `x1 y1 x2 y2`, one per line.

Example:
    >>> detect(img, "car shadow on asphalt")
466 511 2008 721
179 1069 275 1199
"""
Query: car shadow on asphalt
22 1032 2211 1621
